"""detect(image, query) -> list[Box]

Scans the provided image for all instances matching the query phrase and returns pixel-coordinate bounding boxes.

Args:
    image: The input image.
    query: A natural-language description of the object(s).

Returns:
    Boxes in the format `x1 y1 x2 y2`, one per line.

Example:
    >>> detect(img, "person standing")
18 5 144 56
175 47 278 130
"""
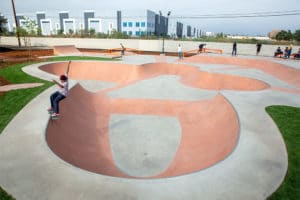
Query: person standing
232 42 237 56
178 44 183 60
287 45 293 59
256 43 262 55
284 47 289 58
120 43 125 56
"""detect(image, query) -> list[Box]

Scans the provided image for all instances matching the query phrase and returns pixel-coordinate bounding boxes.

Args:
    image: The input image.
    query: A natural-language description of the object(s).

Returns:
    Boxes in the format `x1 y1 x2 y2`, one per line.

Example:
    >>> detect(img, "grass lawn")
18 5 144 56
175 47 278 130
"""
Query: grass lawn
0 187 15 200
266 105 300 200
0 62 53 133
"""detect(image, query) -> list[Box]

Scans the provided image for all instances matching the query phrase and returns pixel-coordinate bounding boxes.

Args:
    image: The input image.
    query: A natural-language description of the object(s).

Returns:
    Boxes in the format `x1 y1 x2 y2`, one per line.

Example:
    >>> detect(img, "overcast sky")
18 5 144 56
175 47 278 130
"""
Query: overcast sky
1 0 299 35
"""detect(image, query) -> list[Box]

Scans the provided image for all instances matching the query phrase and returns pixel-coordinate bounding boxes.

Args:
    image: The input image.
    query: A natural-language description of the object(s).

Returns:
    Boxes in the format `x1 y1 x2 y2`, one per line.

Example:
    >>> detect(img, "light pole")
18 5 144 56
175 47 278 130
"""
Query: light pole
160 11 171 55
11 0 21 47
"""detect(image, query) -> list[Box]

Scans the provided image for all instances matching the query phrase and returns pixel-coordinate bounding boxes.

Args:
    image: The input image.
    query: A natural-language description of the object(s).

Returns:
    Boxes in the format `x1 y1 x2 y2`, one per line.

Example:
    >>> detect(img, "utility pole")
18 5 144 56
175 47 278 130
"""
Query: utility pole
11 0 21 47
160 11 171 55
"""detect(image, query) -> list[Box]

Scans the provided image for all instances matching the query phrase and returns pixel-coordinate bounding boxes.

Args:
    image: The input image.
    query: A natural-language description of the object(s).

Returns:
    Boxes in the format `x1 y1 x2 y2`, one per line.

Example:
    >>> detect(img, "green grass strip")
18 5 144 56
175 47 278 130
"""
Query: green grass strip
266 105 300 200
0 187 15 200
0 62 53 133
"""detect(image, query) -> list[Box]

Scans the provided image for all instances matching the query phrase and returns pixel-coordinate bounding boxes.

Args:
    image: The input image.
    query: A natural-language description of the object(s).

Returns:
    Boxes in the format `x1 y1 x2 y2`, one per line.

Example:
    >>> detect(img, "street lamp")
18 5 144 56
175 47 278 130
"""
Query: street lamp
160 11 171 55
11 0 21 47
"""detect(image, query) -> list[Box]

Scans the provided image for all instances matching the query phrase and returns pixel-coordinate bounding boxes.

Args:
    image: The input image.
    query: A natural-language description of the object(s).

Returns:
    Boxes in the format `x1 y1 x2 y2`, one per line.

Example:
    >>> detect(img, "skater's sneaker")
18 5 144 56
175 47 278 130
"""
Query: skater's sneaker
47 108 53 114
51 113 60 119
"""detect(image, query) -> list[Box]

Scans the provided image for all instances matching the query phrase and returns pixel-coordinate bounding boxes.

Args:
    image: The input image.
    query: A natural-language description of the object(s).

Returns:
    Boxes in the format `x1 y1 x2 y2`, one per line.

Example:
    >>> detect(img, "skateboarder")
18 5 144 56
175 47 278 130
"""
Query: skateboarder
198 44 206 53
48 74 69 119
120 43 125 56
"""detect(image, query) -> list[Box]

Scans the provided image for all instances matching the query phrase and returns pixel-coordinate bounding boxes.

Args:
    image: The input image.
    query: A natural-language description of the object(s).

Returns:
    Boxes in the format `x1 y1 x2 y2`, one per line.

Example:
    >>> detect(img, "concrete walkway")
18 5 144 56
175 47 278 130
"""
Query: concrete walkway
0 54 299 200
0 83 44 92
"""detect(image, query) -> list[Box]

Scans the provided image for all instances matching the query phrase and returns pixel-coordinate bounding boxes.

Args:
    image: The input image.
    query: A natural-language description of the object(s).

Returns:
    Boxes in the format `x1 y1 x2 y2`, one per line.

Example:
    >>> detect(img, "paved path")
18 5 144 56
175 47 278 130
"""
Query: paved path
0 54 299 200
0 83 43 92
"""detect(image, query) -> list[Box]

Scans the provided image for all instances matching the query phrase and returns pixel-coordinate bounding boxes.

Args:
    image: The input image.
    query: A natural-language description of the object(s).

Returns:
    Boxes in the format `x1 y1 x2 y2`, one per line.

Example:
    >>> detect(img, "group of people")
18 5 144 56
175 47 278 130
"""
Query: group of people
274 46 300 59
177 43 207 60
232 42 262 56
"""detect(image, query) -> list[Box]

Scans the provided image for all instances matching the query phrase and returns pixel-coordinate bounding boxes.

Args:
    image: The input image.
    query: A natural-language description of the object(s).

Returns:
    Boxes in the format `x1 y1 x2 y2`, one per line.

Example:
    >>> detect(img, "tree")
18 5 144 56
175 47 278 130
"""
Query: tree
109 30 129 39
276 30 293 41
0 14 8 35
17 27 30 46
216 32 225 38
17 17 38 60
37 27 42 36
68 29 74 35
294 29 300 41
21 16 38 35
89 28 96 37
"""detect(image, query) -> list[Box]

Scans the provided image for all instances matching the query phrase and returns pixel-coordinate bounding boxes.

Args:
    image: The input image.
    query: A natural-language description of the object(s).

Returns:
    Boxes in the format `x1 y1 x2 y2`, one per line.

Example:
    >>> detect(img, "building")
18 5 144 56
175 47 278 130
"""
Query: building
36 12 45 29
63 18 76 34
88 18 102 33
16 14 24 27
204 32 214 36
117 10 122 32
268 30 281 39
176 22 183 38
4 9 201 38
40 19 52 35
100 18 117 34
187 25 192 37
59 11 69 31
155 14 169 37
84 10 95 31
121 10 156 37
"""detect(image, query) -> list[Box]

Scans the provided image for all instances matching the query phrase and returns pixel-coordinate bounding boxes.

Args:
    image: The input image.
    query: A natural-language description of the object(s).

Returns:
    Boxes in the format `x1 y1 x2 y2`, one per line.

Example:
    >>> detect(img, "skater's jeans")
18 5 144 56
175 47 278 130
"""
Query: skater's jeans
50 91 66 114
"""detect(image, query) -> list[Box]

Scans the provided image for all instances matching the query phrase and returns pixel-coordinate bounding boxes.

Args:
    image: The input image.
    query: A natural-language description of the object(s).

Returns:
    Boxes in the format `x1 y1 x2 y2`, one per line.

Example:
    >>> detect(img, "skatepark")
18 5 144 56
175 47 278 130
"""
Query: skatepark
0 46 300 199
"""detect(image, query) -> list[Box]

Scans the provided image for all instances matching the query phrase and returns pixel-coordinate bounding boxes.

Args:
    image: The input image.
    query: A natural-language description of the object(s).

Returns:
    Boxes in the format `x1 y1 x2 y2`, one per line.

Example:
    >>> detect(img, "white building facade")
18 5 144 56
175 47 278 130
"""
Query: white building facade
121 10 156 37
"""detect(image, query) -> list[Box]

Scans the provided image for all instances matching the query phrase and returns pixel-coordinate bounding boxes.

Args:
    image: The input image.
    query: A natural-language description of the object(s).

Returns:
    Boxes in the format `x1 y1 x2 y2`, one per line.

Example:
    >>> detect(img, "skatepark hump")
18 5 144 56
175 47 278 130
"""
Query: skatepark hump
53 45 81 56
39 61 270 178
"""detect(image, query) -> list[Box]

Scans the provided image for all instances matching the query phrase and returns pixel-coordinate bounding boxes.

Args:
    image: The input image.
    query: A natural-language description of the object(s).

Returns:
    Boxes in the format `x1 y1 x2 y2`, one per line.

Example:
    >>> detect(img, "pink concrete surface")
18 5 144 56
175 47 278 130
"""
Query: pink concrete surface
46 85 238 178
41 60 271 178
185 55 300 88
53 45 135 57
40 61 269 91
53 45 81 55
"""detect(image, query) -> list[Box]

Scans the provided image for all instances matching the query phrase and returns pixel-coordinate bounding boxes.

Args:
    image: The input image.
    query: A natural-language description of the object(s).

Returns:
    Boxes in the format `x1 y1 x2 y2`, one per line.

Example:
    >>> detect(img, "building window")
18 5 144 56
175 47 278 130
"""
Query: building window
123 22 127 27
141 22 145 27
128 31 132 35
136 31 140 36
128 22 133 27
123 31 127 35
136 22 140 27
